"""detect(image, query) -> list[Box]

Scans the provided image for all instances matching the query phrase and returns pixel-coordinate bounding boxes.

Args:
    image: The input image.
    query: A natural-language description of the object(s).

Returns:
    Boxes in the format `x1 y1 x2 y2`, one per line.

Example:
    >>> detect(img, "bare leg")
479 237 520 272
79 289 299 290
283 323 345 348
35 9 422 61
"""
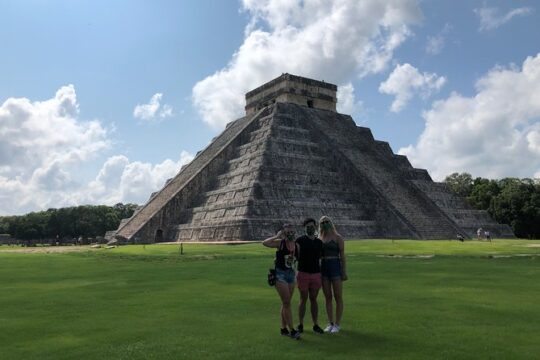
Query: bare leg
309 287 320 325
288 283 296 329
322 277 334 324
332 279 343 326
298 289 308 326
276 282 294 330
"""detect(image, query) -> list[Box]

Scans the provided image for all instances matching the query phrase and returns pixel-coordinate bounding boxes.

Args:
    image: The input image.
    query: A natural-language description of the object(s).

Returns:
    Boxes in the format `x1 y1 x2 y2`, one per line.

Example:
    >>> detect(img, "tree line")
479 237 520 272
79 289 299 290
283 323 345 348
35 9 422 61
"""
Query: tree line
444 173 540 239
0 203 138 243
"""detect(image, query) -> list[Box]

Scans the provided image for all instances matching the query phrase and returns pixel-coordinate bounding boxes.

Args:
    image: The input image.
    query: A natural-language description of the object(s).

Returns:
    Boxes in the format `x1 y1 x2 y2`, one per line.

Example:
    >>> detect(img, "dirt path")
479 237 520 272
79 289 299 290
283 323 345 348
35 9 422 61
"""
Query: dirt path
0 246 98 254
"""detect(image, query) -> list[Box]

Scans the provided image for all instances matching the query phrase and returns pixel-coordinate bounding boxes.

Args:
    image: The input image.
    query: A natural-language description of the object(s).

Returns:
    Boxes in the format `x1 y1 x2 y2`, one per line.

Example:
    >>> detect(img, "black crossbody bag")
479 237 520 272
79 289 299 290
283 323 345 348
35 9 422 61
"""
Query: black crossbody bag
267 268 276 286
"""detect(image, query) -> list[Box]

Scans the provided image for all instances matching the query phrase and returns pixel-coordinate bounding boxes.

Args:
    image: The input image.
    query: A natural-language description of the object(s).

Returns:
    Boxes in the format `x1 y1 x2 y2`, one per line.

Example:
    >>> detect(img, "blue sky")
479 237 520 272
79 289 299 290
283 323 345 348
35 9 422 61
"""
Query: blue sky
1 0 540 215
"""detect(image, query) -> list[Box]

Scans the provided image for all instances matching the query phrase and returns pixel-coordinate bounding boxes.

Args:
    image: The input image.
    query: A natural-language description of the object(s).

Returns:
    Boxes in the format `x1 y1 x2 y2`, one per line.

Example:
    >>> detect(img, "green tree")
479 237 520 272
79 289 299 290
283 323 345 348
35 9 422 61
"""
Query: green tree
467 178 500 210
490 179 540 238
2 203 139 241
0 217 11 234
444 172 473 197
445 174 540 239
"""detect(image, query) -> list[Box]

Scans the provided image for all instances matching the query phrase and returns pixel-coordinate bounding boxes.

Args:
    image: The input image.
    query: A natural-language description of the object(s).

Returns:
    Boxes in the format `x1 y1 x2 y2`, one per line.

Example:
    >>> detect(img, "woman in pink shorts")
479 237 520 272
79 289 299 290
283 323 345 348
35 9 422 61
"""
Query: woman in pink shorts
295 218 324 334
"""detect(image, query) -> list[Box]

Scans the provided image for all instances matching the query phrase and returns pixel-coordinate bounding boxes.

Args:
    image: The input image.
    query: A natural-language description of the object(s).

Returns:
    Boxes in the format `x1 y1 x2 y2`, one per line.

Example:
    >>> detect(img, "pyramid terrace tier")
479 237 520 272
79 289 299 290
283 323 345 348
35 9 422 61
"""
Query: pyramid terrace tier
179 197 380 225
175 218 380 242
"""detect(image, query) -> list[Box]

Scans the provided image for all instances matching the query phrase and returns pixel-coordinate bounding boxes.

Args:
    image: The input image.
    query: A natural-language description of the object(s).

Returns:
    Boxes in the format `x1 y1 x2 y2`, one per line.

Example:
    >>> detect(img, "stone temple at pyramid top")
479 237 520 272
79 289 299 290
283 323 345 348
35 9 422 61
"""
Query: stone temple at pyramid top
245 73 337 115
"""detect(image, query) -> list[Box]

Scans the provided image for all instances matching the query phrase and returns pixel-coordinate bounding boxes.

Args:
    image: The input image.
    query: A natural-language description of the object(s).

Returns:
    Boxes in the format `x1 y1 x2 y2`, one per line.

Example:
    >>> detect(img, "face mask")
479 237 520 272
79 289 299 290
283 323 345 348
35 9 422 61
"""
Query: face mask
306 226 316 236
321 222 332 231
286 232 295 241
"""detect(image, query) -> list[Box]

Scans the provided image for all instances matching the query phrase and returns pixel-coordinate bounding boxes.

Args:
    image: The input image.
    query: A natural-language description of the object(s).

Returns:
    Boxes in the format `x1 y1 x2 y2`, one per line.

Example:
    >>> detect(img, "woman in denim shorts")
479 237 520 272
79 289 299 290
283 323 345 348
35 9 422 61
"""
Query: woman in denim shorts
262 224 301 340
319 216 347 333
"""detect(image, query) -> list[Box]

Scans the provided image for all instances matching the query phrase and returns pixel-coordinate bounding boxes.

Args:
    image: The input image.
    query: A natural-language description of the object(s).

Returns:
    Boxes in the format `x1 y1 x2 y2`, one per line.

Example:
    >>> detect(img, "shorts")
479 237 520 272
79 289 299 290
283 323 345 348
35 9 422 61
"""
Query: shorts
275 268 296 284
297 271 322 291
321 258 342 280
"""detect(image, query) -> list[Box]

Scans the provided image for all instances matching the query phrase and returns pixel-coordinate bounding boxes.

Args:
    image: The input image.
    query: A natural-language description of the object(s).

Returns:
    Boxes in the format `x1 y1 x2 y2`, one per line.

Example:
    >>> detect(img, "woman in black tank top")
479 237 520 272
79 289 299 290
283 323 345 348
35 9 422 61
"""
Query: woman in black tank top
319 216 347 334
262 223 301 340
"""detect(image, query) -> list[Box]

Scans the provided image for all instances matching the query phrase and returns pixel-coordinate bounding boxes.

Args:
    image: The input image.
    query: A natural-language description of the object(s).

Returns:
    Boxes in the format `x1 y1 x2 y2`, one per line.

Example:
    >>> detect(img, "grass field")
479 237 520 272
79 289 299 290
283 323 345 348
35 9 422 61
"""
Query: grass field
1 240 539 359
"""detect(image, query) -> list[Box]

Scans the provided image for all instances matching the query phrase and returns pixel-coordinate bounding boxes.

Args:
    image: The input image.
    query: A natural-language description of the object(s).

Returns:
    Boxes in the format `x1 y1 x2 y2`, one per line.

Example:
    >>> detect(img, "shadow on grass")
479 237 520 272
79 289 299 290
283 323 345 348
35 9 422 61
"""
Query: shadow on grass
297 329 400 356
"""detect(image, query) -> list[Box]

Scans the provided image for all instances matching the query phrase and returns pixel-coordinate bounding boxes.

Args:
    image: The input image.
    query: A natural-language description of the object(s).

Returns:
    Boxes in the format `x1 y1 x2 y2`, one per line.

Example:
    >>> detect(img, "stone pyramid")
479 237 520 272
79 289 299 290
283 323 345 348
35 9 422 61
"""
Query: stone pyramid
109 74 514 243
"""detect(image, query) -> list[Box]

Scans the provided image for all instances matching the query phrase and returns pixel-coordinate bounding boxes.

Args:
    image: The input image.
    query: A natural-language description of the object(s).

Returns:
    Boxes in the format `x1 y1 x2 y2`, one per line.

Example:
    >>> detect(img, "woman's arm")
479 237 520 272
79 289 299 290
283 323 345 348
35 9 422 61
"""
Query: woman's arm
338 235 348 281
262 231 283 248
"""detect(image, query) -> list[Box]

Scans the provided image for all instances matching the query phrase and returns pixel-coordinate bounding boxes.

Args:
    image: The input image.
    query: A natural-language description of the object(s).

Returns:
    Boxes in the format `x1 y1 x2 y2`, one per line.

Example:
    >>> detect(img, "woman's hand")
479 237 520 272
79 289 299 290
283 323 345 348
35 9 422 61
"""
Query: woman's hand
262 231 283 248
276 230 285 240
341 273 348 281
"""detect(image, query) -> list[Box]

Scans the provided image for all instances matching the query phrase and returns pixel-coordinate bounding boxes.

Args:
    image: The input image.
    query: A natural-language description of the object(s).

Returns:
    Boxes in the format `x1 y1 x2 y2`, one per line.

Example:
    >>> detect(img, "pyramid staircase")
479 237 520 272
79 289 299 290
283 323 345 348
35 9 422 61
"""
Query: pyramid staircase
409 180 515 238
174 104 415 241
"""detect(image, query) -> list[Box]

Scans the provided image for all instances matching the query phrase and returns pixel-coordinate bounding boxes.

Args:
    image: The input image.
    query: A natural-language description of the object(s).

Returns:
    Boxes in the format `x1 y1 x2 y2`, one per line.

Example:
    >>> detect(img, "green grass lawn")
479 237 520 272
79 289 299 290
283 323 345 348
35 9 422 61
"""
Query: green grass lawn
1 240 539 359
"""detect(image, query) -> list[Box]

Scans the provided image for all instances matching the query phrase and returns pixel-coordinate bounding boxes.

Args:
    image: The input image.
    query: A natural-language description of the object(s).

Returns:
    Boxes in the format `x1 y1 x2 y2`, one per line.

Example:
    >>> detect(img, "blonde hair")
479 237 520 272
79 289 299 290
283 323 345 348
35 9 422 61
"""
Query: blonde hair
319 216 338 238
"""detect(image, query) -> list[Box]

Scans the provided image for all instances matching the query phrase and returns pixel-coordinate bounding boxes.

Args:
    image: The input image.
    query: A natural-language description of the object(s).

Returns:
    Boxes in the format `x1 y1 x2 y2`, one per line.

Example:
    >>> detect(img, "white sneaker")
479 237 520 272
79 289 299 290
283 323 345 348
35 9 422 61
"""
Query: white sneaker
324 323 334 333
330 324 340 333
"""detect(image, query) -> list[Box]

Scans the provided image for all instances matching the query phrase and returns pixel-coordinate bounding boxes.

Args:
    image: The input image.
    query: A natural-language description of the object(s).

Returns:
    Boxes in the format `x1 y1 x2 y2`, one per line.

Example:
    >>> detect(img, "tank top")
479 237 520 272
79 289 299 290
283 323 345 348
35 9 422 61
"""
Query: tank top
321 239 340 258
275 239 298 270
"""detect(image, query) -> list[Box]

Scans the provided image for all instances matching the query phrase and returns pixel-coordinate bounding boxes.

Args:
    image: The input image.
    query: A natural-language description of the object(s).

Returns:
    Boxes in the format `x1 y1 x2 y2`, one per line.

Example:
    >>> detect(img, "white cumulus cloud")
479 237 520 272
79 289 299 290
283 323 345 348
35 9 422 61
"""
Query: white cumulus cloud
84 151 194 205
0 86 193 215
474 5 533 31
379 63 446 112
425 23 452 55
0 85 110 214
192 0 422 129
336 83 364 115
133 93 173 121
400 53 540 180
526 125 540 154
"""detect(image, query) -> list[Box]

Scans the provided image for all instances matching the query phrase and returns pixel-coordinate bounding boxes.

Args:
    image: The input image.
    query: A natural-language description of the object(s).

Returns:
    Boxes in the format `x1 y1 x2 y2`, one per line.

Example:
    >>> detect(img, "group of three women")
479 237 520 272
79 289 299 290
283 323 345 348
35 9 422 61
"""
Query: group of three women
262 216 346 340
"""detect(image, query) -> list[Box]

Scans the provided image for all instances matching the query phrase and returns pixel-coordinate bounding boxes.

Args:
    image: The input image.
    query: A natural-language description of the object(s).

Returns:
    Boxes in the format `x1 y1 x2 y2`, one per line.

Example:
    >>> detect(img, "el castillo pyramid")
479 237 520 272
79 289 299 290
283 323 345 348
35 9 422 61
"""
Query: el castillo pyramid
108 74 514 243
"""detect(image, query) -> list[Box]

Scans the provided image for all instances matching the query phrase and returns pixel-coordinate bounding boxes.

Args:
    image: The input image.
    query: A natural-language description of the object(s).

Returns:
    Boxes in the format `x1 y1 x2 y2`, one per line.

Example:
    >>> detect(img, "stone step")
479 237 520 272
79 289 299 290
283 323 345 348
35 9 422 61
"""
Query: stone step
182 211 373 229
257 173 342 188
228 149 266 165
177 218 377 230
215 170 259 189
255 182 366 198
203 181 257 197
274 125 310 134
186 198 363 214
247 123 272 142
236 136 267 151
263 151 326 162
216 167 260 182
268 137 319 147
176 221 380 242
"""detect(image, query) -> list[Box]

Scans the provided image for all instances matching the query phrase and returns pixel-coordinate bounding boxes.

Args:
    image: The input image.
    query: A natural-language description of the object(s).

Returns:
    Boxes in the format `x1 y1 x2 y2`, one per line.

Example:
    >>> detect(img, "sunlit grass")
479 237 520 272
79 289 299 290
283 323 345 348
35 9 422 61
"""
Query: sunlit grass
0 240 539 359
